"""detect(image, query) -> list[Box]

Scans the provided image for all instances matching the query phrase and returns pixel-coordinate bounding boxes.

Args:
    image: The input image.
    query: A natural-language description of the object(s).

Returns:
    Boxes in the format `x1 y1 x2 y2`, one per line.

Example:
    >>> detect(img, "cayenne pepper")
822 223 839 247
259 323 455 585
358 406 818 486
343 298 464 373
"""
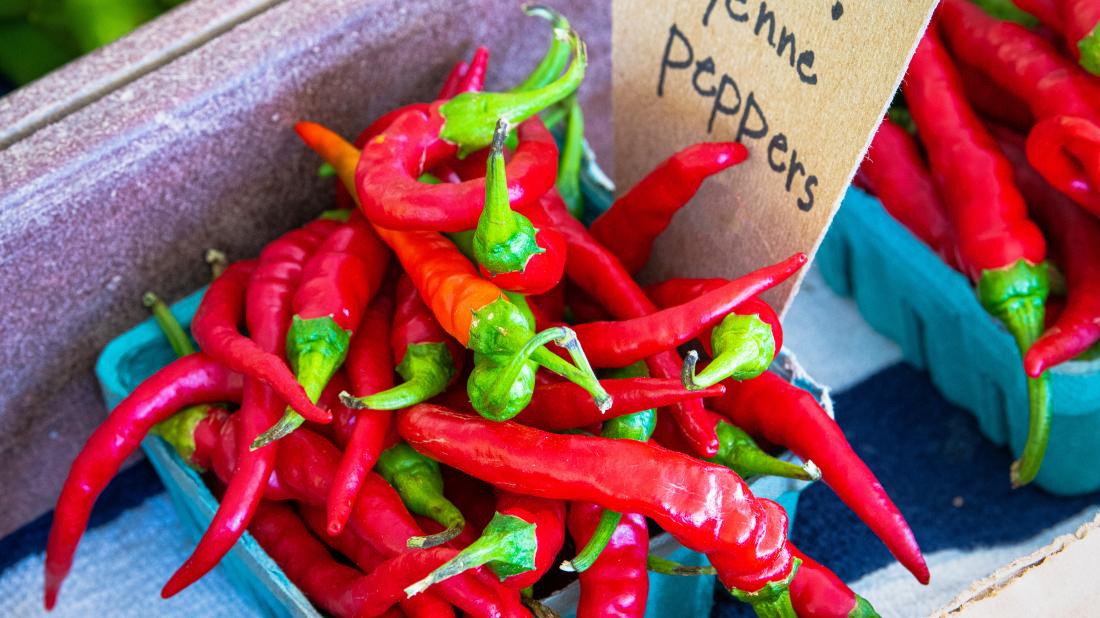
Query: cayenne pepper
398 404 799 612
712 371 929 584
567 502 648 618
590 141 749 274
44 354 243 609
906 26 1051 487
327 285 397 534
294 121 611 415
994 127 1100 375
541 189 722 456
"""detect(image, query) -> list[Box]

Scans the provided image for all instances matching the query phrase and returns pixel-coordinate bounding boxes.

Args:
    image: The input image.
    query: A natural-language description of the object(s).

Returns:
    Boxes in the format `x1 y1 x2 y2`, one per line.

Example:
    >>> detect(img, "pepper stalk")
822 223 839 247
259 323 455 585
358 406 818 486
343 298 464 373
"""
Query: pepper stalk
473 119 544 275
375 443 466 549
682 312 776 390
405 512 538 597
976 259 1051 486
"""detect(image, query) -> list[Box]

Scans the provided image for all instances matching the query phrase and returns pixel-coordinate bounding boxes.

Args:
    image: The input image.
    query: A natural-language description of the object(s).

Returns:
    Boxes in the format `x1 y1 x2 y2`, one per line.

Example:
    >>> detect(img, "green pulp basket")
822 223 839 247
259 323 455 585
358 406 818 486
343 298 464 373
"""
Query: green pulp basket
818 187 1100 495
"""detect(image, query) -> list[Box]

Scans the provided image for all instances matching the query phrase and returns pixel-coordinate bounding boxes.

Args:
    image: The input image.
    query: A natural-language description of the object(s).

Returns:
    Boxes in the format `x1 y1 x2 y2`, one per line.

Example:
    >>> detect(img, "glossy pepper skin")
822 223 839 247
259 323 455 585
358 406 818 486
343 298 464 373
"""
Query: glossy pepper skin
254 211 390 447
859 118 956 268
568 502 648 618
165 221 342 597
939 0 1100 214
652 409 817 483
247 501 460 618
352 28 585 231
562 363 656 574
398 404 798 605
789 548 879 618
44 354 243 609
712 371 929 585
274 428 523 618
994 128 1100 375
541 189 721 457
473 118 566 295
407 492 566 596
907 26 1051 488
511 377 724 431
340 273 462 412
295 122 610 415
327 287 398 534
300 506 457 618
570 253 804 369
590 142 749 274
191 256 333 425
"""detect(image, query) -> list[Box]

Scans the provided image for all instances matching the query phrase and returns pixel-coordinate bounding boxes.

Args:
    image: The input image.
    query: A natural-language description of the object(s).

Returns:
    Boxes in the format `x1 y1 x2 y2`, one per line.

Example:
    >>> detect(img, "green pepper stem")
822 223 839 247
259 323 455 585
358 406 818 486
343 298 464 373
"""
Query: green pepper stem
977 260 1050 486
484 327 572 412
531 335 612 411
405 512 537 598
152 405 215 468
143 291 196 357
251 316 350 450
683 314 776 390
205 249 228 280
407 524 465 550
557 97 585 219
1080 22 1100 76
850 595 882 618
473 119 544 275
376 443 466 546
646 554 718 577
729 559 800 618
340 343 455 410
439 20 586 150
560 508 622 573
1012 374 1051 487
512 5 573 92
710 421 818 481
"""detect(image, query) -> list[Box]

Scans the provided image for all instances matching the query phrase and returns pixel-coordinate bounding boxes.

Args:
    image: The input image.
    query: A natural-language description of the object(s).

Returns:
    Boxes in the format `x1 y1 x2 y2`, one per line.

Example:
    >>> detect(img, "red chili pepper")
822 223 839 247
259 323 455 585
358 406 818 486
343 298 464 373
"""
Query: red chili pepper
907 25 1052 487
589 142 749 274
44 354 243 609
994 127 1100 375
328 285 397 534
455 46 490 95
352 29 584 232
166 218 343 596
248 500 460 618
205 411 295 501
296 122 610 415
789 547 877 618
191 253 332 425
954 59 1034 132
1025 115 1100 217
255 212 391 447
406 491 566 595
513 378 725 431
471 119 567 295
939 0 1100 212
275 428 522 618
300 506 458 618
541 190 722 457
397 404 798 611
711 371 928 584
859 118 956 267
645 279 783 351
567 502 648 618
570 254 804 368
438 61 468 100
341 272 464 413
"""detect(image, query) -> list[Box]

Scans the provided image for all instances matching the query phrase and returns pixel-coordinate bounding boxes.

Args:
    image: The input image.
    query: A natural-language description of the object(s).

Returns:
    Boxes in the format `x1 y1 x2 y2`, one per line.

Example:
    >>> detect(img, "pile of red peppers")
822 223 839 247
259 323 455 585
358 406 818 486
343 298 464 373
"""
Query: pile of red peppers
45 7 930 618
859 0 1100 489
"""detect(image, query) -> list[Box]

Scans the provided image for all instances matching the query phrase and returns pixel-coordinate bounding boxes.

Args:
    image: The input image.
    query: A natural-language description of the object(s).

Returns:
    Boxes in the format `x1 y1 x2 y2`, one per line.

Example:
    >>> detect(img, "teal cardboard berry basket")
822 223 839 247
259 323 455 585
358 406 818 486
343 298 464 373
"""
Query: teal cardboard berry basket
818 187 1100 496
94 293 822 617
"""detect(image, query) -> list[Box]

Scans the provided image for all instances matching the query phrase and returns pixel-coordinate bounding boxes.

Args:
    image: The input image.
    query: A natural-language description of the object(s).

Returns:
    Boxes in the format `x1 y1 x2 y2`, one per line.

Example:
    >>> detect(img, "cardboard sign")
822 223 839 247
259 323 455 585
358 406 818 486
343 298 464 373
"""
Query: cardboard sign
612 0 937 313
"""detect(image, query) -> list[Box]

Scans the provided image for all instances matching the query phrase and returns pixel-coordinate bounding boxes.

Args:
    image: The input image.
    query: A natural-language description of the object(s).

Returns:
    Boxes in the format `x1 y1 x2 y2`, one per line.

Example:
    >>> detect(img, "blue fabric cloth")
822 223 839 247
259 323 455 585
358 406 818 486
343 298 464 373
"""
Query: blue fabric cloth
713 363 1100 616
